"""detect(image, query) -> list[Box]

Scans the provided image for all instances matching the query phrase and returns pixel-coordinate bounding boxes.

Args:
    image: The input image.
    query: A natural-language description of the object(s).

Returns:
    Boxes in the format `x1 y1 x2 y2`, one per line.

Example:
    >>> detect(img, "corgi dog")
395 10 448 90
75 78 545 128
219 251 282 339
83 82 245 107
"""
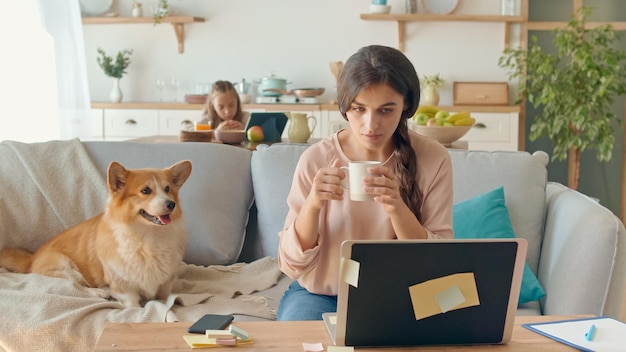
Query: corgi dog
0 160 192 308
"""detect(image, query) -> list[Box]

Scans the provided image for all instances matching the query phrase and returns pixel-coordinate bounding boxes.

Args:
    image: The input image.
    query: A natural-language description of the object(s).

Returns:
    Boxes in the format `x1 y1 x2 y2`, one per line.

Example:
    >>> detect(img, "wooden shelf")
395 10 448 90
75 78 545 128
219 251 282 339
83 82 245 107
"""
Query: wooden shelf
360 13 525 51
360 14 525 22
527 21 626 31
82 16 206 53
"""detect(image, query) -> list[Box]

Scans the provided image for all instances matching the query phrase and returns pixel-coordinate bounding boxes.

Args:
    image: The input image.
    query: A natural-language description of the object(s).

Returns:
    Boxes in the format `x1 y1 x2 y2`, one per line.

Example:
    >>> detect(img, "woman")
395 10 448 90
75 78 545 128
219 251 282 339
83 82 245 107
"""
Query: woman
200 80 248 130
276 45 454 321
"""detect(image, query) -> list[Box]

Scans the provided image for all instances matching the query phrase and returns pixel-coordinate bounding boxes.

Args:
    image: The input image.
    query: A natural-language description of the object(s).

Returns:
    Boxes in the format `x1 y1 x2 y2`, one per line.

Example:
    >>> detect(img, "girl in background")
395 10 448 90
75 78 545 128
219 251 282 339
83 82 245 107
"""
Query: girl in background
276 45 454 321
200 80 248 130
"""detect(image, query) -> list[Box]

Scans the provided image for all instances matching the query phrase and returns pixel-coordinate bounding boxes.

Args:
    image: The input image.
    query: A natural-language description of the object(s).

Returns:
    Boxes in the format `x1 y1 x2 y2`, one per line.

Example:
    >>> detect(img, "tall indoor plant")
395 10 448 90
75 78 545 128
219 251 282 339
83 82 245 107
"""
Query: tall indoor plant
498 6 626 190
97 48 133 103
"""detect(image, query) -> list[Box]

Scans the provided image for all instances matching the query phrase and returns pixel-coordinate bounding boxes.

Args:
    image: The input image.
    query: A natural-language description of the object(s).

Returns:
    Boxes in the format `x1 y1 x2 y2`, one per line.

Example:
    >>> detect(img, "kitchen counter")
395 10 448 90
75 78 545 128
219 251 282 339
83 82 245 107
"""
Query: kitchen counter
91 102 337 111
90 102 521 113
90 102 521 150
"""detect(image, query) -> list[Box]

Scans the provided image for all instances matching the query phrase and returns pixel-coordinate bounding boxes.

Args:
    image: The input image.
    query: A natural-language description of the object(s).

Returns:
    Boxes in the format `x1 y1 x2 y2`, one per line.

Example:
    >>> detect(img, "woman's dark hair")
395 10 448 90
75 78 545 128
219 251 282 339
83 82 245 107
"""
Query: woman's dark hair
201 80 244 128
337 45 423 220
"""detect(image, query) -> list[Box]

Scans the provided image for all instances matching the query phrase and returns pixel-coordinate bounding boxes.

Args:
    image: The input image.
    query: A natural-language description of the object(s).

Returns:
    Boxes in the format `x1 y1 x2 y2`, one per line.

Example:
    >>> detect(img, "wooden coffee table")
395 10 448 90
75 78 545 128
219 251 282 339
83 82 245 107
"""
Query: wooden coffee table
94 316 584 351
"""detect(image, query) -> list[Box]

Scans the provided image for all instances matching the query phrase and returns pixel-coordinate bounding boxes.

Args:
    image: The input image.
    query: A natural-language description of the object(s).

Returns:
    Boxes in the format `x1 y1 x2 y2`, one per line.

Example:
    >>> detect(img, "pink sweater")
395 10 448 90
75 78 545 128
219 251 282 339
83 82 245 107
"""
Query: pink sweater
277 131 454 295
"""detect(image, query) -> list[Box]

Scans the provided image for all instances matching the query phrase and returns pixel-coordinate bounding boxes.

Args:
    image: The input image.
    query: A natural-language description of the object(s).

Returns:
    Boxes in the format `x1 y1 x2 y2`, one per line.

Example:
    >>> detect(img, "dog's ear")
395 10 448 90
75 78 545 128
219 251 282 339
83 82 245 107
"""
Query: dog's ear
168 160 192 188
107 161 128 194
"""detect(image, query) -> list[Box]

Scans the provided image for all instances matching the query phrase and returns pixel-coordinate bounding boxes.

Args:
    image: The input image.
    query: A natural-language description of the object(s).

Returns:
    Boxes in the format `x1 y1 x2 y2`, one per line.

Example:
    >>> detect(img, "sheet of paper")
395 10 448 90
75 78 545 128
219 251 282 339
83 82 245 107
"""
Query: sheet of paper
302 342 324 351
408 272 480 321
524 316 626 352
340 258 359 288
182 335 254 349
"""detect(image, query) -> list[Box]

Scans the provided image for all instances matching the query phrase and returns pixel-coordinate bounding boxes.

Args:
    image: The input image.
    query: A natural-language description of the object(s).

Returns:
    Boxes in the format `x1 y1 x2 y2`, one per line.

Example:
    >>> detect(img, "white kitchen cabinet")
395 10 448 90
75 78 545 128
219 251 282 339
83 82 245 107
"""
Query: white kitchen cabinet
321 108 519 152
90 109 104 140
322 110 349 137
103 109 159 140
158 110 198 135
459 112 519 151
93 103 518 149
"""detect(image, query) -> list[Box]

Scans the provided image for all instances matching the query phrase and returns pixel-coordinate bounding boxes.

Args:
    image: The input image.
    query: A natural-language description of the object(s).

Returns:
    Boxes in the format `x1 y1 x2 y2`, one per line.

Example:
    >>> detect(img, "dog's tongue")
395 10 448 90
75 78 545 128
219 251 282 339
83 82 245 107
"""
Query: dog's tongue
158 215 171 225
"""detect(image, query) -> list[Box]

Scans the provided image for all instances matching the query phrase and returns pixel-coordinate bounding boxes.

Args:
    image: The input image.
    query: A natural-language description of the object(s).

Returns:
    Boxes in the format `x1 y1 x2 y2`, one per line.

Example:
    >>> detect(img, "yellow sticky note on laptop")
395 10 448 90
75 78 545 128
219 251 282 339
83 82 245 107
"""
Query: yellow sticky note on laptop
408 272 480 321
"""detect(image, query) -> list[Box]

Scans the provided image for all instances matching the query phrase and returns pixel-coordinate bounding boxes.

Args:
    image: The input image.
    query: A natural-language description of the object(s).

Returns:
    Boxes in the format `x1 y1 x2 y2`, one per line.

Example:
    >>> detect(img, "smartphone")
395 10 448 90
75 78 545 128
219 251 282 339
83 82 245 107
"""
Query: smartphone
187 314 235 334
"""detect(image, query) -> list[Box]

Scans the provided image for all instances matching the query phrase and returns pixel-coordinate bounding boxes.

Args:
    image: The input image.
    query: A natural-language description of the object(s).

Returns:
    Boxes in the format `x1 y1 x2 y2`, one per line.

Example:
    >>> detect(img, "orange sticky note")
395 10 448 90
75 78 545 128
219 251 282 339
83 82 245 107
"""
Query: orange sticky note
408 272 480 321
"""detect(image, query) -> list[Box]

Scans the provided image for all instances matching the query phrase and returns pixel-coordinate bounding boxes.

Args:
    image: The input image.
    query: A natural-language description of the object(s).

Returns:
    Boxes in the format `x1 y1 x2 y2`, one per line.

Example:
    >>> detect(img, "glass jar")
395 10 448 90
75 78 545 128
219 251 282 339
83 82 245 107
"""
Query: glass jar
405 0 417 14
501 0 517 16
132 2 143 18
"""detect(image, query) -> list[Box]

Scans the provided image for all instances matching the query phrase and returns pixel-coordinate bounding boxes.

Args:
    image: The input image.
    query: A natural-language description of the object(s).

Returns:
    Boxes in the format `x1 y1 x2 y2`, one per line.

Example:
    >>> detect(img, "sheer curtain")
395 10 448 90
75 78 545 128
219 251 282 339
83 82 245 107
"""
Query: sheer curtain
0 0 90 142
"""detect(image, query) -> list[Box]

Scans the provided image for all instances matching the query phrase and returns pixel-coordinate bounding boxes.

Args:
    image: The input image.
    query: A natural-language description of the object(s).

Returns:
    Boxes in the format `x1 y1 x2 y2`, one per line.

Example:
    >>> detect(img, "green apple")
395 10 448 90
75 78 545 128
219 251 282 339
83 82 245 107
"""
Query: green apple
246 126 264 142
434 110 450 123
413 112 430 126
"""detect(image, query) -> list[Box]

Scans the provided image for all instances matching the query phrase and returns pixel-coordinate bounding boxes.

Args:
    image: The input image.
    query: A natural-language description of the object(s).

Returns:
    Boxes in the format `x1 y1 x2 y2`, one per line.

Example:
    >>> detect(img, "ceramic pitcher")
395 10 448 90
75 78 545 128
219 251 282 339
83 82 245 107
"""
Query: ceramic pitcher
288 113 317 143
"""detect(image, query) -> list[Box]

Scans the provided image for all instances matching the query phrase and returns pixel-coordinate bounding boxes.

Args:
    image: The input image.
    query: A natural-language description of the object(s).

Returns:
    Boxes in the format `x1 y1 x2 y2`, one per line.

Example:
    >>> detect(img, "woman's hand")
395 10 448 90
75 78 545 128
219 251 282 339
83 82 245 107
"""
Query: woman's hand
307 159 345 209
364 165 428 239
363 165 407 214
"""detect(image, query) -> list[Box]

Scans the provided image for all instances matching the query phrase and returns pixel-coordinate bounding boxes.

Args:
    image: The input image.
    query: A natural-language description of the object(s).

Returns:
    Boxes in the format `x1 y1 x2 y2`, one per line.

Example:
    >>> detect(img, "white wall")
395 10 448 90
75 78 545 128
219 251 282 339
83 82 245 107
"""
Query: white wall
82 0 517 105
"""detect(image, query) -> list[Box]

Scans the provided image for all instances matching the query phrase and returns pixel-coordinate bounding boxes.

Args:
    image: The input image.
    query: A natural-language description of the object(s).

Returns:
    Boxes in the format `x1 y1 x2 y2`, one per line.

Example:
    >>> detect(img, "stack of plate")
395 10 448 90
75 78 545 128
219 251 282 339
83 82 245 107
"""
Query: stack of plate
80 0 113 16
185 94 208 104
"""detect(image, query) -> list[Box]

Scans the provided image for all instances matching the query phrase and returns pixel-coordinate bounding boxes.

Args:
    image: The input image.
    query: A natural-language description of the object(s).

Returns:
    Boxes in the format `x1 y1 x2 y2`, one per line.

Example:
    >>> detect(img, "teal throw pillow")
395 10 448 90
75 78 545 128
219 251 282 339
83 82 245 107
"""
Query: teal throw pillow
453 186 546 304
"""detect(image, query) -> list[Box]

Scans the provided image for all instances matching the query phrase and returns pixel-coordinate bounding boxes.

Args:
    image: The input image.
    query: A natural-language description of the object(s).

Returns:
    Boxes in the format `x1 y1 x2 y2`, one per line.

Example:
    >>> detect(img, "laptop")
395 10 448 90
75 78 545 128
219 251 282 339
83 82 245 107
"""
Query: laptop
244 112 288 142
323 238 527 348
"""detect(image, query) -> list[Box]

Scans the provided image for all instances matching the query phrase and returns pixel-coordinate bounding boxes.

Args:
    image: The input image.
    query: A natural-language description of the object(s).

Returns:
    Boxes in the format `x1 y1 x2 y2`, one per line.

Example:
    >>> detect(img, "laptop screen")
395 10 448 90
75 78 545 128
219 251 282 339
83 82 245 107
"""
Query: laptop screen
332 239 526 347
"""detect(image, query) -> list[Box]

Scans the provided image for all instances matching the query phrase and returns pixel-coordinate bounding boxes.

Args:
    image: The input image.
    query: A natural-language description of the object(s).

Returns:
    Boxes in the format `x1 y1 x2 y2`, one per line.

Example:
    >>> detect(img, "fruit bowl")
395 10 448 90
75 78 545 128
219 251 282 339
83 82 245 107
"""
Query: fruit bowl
214 129 246 144
414 125 472 146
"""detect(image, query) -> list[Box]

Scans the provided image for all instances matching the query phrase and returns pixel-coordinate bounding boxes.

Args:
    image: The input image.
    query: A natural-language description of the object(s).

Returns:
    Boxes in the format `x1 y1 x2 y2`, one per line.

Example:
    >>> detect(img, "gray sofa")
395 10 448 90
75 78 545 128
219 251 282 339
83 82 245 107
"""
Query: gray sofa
84 140 625 319
0 139 624 351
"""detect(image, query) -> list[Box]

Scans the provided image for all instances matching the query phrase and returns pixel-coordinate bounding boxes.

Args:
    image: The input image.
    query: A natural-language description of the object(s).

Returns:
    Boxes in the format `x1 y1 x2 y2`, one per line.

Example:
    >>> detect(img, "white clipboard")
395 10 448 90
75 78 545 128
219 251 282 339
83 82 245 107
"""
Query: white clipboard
523 316 626 352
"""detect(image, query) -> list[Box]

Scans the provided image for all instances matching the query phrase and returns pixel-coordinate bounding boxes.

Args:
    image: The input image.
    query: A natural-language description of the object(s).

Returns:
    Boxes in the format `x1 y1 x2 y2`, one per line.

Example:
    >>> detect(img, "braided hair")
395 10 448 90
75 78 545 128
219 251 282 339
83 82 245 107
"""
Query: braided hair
336 45 423 220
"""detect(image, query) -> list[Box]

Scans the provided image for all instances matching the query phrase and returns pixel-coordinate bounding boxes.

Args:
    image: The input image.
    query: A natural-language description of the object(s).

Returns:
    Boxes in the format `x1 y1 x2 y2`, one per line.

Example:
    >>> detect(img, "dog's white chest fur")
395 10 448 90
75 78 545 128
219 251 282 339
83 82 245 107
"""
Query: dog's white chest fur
103 220 186 301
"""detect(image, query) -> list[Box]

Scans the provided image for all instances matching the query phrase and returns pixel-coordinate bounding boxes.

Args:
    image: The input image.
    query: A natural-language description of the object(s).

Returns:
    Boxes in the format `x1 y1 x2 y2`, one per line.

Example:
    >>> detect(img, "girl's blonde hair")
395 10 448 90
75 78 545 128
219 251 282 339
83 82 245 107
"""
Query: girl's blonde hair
201 80 244 128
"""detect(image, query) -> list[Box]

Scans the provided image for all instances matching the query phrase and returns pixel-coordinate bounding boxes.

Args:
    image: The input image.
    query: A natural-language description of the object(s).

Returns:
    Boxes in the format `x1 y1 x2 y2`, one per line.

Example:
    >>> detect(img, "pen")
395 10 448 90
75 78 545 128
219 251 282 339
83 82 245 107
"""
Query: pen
584 324 596 341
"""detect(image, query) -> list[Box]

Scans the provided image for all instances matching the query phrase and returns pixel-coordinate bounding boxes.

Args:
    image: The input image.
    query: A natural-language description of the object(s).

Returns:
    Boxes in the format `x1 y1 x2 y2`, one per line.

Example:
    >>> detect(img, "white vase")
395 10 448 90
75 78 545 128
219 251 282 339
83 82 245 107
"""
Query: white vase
110 78 123 103
421 85 439 106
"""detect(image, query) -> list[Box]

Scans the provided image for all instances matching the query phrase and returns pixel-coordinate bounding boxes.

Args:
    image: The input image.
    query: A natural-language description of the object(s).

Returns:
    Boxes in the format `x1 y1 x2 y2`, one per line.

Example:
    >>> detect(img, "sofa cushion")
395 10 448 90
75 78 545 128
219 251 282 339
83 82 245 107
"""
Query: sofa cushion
248 143 310 259
448 150 548 275
453 186 545 304
83 141 253 266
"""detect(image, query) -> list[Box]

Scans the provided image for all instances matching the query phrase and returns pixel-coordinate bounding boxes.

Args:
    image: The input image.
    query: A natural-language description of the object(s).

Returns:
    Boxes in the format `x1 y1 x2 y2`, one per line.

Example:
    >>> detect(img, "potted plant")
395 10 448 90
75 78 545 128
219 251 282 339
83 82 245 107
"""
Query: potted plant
420 73 445 106
498 6 626 190
97 48 133 103
153 0 169 24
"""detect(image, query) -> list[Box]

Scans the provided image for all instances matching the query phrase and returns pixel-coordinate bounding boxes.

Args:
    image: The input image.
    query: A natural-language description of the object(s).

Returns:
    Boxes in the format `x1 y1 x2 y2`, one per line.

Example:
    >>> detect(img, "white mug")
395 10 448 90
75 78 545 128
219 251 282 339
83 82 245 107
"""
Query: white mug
341 161 382 201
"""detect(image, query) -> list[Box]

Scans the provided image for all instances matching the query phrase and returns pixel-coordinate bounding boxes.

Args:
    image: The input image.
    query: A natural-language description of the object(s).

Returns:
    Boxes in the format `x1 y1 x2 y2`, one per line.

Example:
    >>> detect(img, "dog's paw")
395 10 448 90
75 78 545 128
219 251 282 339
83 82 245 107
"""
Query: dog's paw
86 286 112 299
111 291 142 308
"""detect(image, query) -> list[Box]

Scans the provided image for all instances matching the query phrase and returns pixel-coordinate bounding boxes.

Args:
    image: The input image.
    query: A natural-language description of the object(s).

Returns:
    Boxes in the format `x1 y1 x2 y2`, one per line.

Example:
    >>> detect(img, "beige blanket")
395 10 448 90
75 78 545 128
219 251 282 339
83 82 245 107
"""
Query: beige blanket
0 139 108 252
0 139 283 351
0 257 282 352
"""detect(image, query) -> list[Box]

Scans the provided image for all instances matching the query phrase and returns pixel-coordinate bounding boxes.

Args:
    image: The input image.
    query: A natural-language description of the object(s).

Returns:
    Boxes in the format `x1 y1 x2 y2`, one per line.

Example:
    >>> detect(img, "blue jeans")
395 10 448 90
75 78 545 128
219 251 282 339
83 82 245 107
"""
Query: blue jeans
276 281 337 321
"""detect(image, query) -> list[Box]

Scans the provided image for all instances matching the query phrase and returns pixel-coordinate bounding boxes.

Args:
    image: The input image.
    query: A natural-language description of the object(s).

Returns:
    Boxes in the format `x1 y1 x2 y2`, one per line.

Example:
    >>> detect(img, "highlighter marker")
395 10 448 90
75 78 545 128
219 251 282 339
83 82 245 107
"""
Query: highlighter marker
584 324 596 341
